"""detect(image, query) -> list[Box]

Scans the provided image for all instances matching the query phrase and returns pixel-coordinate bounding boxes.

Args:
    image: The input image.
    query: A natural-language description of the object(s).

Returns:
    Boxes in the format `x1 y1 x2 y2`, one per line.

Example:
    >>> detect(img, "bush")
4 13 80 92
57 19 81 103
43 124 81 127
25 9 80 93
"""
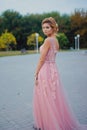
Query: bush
56 33 69 49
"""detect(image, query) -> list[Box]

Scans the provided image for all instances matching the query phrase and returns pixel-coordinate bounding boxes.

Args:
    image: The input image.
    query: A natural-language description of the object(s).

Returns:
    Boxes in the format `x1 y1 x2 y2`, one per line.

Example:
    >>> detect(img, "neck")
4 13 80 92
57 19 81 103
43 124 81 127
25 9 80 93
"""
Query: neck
47 34 56 38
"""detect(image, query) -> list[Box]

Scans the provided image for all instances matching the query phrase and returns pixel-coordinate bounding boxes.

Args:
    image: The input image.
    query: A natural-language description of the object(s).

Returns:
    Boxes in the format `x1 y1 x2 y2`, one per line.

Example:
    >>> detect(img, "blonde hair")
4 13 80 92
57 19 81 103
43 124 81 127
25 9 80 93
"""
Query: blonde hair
42 17 59 33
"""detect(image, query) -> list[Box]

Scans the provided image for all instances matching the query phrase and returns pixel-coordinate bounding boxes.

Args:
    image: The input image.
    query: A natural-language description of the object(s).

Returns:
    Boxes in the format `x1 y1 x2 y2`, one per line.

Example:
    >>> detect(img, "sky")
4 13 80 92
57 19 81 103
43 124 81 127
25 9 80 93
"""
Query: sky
0 0 87 15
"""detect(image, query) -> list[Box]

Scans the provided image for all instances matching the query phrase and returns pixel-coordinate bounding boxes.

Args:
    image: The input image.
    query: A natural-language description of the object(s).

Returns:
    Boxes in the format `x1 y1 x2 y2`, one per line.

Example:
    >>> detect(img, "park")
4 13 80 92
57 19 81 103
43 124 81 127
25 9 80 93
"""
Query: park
0 3 87 129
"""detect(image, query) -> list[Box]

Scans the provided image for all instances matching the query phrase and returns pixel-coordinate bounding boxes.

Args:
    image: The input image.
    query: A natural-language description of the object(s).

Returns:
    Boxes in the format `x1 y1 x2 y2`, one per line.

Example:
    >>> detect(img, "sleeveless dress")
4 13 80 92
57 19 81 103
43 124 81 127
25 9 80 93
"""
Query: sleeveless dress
33 38 87 130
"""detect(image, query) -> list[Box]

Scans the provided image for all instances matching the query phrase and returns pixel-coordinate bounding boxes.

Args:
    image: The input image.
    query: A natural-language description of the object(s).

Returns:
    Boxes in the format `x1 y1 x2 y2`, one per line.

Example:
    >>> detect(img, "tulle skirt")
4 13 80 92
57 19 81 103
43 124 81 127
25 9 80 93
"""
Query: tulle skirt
33 62 87 130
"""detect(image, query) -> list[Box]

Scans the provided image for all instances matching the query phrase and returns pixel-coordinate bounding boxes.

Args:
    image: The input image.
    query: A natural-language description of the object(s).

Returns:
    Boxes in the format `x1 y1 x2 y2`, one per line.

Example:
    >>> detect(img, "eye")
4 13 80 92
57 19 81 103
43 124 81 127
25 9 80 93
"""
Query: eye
46 26 50 29
42 26 49 29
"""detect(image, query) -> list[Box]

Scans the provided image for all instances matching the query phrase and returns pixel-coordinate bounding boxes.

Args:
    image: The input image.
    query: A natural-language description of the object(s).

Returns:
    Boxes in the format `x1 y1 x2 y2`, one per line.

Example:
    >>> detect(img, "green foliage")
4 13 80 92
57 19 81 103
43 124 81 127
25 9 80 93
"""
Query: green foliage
59 14 71 33
0 10 23 50
0 30 16 50
27 33 44 50
0 37 6 49
56 33 69 49
0 9 87 50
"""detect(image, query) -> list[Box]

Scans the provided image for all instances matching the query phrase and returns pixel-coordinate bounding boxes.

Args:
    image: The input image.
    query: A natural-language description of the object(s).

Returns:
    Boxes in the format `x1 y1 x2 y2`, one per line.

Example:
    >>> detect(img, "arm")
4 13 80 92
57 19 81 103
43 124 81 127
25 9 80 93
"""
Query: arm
35 38 50 78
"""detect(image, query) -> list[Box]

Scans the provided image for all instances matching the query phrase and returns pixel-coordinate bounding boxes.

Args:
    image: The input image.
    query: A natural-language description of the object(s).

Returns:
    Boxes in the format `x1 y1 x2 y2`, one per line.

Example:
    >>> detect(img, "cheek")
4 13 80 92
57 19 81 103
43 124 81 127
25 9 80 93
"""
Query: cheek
47 27 52 31
48 28 53 33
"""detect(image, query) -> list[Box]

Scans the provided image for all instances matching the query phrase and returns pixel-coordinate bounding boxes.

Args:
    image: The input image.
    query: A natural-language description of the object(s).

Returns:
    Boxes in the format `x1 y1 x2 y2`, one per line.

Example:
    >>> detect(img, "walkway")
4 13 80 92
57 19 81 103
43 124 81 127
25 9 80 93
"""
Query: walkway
0 50 87 130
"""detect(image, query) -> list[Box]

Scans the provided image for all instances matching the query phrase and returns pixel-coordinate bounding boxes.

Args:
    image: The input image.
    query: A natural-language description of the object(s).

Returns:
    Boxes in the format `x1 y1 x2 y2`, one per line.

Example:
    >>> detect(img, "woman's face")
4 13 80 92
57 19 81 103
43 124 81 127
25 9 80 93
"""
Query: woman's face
42 23 53 36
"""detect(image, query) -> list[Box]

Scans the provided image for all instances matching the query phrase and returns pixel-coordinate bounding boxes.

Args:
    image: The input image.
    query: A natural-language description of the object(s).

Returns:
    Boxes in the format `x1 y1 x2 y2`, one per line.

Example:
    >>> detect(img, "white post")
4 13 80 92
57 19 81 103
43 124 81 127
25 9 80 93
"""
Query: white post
77 34 80 50
74 36 77 50
35 33 39 53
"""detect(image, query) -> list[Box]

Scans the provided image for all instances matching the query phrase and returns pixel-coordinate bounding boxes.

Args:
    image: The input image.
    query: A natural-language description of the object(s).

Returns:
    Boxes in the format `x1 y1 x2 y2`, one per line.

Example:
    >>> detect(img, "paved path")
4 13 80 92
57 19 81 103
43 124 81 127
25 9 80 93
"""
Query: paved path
0 50 87 130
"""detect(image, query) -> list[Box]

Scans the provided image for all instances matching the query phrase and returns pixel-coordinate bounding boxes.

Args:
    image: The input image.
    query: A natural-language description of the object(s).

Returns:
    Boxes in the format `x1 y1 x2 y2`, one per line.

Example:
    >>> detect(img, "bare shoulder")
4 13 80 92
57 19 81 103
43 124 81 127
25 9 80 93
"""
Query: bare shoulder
43 37 59 50
44 37 51 43
44 37 53 47
46 37 59 50
43 38 50 47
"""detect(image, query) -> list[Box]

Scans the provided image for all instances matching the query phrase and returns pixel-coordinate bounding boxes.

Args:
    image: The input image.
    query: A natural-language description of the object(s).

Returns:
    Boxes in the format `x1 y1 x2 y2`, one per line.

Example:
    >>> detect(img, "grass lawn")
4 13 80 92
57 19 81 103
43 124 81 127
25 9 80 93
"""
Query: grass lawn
0 50 37 57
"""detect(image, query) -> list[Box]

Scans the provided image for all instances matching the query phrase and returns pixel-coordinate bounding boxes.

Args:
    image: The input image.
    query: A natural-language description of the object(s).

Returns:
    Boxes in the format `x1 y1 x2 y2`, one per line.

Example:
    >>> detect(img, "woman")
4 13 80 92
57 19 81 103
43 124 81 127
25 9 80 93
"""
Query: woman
33 17 87 130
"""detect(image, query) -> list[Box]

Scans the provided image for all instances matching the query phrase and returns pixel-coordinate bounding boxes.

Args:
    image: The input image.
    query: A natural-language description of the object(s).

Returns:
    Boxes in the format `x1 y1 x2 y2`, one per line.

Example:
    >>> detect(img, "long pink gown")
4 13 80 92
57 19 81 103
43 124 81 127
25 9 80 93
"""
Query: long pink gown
33 37 87 130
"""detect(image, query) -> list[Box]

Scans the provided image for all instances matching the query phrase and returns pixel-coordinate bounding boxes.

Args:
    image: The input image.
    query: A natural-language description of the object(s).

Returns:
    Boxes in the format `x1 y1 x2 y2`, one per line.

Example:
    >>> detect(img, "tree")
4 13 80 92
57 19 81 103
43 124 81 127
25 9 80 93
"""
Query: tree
0 30 16 50
1 9 87 49
1 10 22 31
70 9 87 48
56 33 69 49
0 10 23 50
59 14 71 33
0 37 6 50
27 33 43 50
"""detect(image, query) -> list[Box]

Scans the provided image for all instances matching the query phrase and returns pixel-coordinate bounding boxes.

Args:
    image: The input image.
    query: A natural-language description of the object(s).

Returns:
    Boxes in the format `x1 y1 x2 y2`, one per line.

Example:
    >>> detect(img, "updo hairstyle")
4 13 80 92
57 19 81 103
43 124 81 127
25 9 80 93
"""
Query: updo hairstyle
42 17 59 33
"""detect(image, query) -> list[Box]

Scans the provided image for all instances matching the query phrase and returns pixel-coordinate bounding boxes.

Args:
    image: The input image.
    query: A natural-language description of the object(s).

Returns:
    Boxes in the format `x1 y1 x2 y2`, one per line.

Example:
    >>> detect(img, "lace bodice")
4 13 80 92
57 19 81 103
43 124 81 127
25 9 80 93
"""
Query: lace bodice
40 38 58 63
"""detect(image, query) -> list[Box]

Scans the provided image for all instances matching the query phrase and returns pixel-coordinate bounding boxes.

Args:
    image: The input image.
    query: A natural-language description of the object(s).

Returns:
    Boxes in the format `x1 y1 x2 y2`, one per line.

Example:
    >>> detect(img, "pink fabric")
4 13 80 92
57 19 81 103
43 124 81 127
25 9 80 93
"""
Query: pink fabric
33 38 87 130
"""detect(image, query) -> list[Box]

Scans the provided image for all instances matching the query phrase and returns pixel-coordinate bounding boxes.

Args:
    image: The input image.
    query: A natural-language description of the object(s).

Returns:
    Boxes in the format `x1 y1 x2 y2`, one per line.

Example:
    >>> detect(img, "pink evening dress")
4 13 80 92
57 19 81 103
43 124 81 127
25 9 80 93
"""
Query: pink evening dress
33 37 87 130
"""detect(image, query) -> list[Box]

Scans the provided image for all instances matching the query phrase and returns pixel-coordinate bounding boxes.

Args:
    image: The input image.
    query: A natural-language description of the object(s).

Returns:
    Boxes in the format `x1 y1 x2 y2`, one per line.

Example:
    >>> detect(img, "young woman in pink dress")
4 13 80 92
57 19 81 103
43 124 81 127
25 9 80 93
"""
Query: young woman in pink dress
33 17 87 130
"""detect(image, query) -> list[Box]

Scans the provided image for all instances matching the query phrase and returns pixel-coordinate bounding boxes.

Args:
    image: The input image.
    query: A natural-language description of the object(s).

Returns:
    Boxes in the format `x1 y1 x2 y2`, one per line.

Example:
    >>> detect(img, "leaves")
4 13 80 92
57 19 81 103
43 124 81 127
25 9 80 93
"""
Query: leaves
27 33 43 50
0 9 87 50
56 33 69 49
71 9 87 48
0 30 16 50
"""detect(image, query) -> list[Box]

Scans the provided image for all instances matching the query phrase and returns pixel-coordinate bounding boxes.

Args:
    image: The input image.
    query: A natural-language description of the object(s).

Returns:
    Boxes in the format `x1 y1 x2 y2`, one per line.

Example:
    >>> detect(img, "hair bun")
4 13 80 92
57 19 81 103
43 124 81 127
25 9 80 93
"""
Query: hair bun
42 17 59 33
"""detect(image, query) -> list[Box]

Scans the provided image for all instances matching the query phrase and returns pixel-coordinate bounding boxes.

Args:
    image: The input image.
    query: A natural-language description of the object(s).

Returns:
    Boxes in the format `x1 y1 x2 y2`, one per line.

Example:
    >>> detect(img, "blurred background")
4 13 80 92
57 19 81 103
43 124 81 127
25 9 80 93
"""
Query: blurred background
0 0 87 55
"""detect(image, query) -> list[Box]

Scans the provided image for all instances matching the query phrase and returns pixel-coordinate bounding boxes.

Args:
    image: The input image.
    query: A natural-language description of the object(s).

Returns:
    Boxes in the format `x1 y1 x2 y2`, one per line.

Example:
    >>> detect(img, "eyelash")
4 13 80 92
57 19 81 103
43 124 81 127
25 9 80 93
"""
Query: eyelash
43 27 50 29
46 27 49 29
